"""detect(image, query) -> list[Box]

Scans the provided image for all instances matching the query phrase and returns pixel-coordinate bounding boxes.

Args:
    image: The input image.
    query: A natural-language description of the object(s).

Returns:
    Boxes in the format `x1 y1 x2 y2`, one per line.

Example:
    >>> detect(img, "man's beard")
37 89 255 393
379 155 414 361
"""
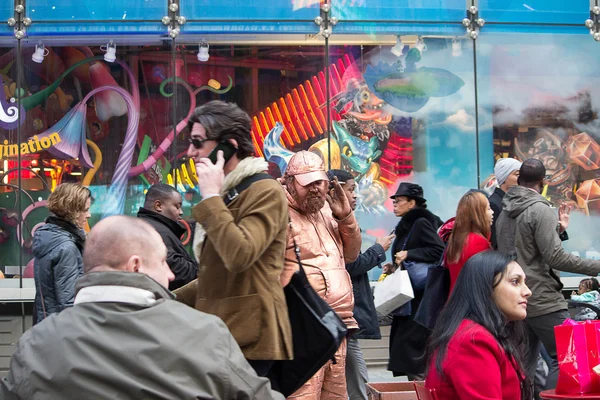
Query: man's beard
302 195 326 215
288 183 325 215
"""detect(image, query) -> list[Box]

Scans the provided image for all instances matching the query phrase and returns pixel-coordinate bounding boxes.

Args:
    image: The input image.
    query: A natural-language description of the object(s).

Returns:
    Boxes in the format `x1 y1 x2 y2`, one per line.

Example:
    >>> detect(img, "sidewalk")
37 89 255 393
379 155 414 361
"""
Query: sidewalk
367 366 408 383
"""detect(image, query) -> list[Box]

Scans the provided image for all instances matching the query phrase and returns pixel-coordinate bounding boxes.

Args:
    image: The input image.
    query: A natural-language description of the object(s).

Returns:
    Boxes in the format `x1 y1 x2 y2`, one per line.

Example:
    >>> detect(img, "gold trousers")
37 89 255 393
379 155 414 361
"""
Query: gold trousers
287 338 348 400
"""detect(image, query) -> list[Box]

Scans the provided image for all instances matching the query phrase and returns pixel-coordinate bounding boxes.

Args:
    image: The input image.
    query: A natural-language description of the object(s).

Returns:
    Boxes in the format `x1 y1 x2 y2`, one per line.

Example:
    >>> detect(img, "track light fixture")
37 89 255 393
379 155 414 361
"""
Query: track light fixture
391 36 404 57
32 41 49 64
102 40 117 63
197 42 210 62
452 38 462 57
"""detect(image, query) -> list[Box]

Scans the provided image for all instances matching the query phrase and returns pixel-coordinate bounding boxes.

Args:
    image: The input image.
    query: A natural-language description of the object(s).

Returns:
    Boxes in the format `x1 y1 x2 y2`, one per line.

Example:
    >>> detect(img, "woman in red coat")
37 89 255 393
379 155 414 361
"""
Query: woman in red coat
425 251 533 400
445 191 493 293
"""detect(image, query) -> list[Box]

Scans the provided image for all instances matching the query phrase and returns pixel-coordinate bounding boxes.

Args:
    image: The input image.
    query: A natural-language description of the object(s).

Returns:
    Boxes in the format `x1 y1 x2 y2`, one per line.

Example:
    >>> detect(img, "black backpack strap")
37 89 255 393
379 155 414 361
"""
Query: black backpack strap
223 173 274 206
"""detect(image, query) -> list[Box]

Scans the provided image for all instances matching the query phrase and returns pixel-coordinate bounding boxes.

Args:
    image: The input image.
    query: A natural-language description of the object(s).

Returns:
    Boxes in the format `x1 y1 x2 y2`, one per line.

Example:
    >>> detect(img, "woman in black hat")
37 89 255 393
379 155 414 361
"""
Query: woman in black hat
386 182 445 380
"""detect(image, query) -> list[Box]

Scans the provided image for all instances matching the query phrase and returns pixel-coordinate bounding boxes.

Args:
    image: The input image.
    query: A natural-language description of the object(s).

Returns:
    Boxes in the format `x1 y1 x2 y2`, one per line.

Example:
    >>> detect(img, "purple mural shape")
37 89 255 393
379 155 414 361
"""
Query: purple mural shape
0 76 25 130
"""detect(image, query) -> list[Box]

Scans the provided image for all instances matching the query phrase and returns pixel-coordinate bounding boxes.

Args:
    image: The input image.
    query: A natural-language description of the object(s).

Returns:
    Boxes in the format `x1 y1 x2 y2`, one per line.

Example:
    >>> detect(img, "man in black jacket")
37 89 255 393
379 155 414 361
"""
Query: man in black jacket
137 184 198 290
328 170 394 400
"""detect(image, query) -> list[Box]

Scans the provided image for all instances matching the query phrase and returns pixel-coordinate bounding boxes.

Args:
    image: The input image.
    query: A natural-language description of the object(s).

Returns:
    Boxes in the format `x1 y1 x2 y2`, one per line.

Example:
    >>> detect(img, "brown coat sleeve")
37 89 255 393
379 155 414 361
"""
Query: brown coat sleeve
192 180 288 274
173 279 198 307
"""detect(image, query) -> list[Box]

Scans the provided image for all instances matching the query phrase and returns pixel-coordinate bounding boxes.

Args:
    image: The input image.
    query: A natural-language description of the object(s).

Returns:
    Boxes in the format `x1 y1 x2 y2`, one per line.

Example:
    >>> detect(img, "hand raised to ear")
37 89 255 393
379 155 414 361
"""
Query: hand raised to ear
195 150 225 197
326 177 351 219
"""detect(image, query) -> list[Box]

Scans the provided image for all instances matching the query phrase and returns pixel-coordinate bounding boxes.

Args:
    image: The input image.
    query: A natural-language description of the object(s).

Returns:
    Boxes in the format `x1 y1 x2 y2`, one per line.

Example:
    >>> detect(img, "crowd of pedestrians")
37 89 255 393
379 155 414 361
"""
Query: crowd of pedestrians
3 100 600 400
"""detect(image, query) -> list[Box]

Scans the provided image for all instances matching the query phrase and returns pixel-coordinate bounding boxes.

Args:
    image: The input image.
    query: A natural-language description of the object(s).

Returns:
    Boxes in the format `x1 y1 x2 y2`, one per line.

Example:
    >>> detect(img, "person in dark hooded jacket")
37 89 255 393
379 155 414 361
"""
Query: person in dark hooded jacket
497 158 600 392
387 182 444 380
32 183 91 324
137 183 198 290
328 169 395 400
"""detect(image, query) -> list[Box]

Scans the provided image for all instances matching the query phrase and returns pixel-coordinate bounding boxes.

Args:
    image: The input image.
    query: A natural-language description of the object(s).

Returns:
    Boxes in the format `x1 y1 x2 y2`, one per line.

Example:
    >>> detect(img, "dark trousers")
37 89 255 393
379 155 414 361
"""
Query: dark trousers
524 309 569 396
248 359 275 377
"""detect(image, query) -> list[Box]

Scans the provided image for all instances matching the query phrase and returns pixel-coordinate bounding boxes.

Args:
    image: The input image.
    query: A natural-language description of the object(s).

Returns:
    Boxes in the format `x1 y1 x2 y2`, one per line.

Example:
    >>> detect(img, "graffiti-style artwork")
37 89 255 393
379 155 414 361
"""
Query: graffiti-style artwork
493 90 600 215
514 128 575 201
307 78 391 212
262 47 466 213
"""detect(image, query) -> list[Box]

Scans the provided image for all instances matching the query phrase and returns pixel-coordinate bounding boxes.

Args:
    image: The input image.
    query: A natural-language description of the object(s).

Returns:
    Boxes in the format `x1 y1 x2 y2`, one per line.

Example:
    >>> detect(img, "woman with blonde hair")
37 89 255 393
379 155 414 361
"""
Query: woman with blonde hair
446 191 493 293
32 183 92 324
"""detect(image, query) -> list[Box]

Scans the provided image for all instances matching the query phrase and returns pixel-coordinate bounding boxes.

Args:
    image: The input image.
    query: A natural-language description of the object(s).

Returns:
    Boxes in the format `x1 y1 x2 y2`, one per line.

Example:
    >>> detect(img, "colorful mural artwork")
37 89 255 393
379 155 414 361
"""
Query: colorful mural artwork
263 45 465 214
3 36 600 274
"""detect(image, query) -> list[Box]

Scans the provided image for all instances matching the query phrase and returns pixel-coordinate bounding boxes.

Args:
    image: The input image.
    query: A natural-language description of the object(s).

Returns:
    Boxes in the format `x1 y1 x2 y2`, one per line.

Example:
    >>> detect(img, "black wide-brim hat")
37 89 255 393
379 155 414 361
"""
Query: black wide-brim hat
390 182 426 203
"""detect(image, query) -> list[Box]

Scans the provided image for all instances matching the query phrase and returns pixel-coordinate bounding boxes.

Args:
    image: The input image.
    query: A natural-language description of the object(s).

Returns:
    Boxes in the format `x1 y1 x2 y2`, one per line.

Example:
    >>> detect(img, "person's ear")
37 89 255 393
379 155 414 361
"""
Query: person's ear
154 200 163 212
228 138 239 149
126 255 142 273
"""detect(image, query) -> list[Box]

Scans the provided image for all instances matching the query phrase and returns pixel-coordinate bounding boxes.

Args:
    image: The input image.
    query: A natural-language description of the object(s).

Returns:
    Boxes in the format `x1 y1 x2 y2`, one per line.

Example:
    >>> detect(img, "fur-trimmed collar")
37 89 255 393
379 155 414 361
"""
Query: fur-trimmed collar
394 207 442 236
193 157 269 262
220 157 269 196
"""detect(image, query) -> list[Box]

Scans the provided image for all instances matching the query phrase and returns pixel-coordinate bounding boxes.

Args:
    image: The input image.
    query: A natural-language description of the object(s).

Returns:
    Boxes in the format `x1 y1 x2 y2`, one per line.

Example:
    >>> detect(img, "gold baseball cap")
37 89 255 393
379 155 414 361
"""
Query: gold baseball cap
285 151 329 187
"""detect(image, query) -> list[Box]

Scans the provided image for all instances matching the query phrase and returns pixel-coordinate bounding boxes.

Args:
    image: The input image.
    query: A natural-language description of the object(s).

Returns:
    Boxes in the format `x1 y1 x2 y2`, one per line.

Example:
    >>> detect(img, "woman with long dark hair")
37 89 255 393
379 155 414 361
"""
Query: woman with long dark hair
425 251 533 399
445 191 493 293
387 182 444 380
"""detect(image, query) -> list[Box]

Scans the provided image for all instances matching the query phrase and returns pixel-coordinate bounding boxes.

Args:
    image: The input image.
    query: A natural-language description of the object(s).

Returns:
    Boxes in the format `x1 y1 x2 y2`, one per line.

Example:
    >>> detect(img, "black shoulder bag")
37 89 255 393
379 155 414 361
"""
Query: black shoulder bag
413 248 450 331
221 173 347 396
270 223 348 397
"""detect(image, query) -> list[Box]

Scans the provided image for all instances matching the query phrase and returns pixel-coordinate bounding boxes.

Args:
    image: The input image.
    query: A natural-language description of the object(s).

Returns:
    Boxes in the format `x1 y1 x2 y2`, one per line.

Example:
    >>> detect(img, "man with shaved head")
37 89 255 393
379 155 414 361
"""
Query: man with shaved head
1 216 284 400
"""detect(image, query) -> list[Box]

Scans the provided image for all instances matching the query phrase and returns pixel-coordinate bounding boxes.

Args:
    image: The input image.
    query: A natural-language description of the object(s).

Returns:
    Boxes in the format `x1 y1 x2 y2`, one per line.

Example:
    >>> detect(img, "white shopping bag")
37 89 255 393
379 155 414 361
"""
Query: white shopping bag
373 270 414 315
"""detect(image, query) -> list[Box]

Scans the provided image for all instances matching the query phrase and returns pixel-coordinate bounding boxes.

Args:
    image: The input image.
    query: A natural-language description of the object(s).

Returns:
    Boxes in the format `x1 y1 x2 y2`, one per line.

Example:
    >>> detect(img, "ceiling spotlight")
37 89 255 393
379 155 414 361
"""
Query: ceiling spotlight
102 41 117 63
32 41 49 64
415 38 427 53
452 39 462 57
390 36 404 57
197 42 209 62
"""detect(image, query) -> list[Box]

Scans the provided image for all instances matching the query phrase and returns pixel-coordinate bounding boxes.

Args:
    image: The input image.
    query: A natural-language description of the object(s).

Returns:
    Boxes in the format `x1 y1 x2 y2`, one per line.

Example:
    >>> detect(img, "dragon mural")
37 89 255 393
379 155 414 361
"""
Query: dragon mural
264 46 466 213
309 120 388 212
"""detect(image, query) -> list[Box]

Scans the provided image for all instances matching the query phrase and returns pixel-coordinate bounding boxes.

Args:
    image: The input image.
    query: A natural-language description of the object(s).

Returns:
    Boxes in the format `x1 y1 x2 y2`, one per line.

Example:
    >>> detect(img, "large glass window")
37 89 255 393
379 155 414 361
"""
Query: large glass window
0 37 178 295
0 2 598 361
173 39 328 221
477 32 600 287
325 34 477 280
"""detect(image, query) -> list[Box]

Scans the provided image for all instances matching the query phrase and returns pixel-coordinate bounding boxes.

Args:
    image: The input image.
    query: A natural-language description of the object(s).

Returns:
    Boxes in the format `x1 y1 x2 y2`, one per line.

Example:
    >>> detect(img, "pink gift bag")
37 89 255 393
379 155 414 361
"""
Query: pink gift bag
555 319 600 395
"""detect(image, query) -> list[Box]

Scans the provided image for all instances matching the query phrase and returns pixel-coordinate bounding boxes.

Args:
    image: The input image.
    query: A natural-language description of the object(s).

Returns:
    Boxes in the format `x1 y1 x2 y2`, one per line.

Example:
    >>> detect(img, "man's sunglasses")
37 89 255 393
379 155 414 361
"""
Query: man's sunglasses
188 138 212 149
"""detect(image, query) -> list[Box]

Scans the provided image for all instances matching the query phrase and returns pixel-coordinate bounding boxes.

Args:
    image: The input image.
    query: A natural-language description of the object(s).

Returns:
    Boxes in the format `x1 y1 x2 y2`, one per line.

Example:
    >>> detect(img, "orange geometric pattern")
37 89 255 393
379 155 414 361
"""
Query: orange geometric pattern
250 54 360 156
566 132 600 171
575 178 600 215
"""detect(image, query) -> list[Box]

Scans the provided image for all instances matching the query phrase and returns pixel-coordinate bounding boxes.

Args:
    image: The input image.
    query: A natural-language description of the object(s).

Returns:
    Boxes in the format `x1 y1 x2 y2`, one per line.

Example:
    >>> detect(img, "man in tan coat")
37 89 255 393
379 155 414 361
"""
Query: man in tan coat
175 101 292 380
281 151 362 399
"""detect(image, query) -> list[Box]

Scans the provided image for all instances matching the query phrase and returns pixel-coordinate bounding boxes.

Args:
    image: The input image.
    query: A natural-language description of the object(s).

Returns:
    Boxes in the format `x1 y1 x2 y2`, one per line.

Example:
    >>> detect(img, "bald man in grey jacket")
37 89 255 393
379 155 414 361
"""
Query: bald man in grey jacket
1 216 283 400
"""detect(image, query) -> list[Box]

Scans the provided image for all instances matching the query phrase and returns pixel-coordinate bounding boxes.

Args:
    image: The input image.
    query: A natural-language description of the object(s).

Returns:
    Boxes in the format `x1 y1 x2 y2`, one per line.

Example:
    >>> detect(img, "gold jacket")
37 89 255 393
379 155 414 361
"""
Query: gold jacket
281 188 361 330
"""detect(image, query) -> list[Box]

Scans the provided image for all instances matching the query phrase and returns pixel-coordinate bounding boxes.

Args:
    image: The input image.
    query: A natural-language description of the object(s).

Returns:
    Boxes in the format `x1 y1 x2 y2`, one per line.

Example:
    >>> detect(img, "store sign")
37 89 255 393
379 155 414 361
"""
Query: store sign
0 133 62 159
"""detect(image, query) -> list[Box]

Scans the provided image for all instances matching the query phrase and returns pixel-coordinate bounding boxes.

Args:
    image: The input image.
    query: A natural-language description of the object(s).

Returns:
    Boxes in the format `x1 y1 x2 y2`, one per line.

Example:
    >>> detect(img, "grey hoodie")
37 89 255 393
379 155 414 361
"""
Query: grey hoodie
497 185 600 318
